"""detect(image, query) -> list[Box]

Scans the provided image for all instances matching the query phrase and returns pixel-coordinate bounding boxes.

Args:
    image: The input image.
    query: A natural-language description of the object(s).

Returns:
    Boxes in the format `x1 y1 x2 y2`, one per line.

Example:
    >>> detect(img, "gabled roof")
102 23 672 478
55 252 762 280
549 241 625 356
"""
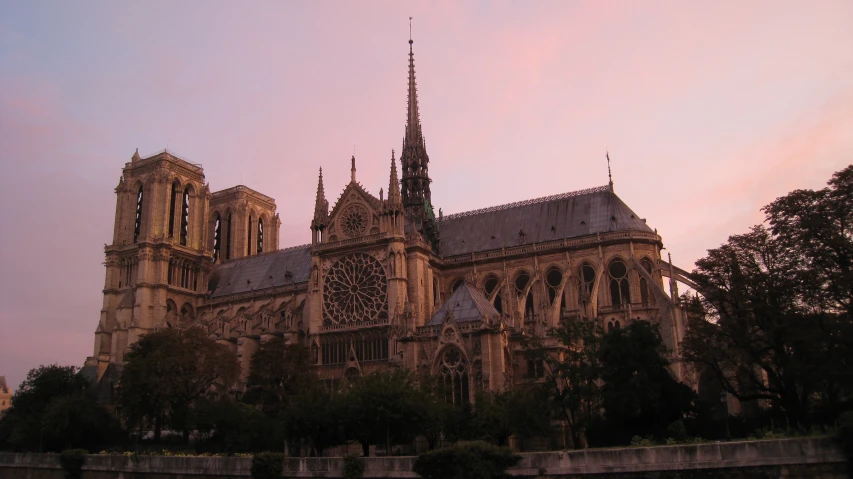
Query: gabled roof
438 186 653 257
208 245 312 298
427 283 499 326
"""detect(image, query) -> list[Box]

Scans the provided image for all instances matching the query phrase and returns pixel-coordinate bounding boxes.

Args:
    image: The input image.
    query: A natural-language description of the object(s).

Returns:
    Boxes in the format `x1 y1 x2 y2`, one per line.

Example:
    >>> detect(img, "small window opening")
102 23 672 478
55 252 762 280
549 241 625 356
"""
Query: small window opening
133 185 144 243
212 214 222 263
257 217 264 253
180 187 190 246
168 183 178 238
247 215 253 256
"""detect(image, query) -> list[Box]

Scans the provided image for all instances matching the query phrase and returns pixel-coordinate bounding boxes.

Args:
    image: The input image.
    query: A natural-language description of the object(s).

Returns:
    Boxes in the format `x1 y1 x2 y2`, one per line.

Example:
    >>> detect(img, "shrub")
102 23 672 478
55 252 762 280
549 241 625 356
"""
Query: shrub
838 411 853 464
413 440 521 479
665 420 687 440
59 449 88 479
343 454 365 479
251 452 284 479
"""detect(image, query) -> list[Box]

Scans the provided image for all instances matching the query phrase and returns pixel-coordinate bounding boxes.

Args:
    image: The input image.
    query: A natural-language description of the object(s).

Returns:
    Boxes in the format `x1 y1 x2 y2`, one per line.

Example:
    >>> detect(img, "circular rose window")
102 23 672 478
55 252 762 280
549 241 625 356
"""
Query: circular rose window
340 204 369 238
324 253 387 324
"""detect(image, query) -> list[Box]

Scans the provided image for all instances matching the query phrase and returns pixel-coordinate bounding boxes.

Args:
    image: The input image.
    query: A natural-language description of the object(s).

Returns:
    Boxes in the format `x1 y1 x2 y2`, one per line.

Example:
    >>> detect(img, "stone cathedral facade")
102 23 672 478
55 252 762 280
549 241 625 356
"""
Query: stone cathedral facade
86 38 694 403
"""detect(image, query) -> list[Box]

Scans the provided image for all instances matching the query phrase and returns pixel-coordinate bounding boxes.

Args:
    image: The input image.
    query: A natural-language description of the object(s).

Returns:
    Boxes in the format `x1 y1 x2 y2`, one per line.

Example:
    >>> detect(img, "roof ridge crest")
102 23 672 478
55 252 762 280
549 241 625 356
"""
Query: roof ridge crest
444 185 611 220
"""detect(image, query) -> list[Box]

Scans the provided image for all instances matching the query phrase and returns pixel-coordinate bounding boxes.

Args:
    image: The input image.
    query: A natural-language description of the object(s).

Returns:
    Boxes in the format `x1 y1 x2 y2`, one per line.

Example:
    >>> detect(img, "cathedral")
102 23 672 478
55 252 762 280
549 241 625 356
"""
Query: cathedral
85 37 695 403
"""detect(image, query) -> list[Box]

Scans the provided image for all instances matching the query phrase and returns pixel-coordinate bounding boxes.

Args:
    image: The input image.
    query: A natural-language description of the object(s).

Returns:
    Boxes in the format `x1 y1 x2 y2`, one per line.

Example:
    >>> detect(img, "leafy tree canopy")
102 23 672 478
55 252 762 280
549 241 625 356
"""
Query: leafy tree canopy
118 327 239 441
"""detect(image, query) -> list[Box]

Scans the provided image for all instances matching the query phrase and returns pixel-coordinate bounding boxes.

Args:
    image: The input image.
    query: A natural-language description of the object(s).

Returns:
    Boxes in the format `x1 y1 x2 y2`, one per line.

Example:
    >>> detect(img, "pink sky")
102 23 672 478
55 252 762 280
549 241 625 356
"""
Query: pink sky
1 1 851 391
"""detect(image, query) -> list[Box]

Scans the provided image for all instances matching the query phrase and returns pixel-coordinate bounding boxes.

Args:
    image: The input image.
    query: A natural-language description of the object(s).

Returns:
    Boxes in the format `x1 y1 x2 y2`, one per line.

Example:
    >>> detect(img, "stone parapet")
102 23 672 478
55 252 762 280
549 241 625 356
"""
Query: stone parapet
0 437 847 478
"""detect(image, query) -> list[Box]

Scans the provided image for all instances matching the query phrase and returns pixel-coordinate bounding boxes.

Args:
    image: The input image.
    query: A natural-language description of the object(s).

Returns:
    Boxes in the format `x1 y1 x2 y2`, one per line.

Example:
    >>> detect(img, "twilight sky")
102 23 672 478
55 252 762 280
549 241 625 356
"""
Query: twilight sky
1 1 851 391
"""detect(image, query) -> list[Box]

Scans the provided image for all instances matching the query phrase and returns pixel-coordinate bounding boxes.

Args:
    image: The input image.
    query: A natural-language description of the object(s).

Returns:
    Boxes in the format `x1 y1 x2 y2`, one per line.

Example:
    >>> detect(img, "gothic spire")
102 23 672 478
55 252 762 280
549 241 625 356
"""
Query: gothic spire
388 149 402 206
400 28 432 215
313 167 328 222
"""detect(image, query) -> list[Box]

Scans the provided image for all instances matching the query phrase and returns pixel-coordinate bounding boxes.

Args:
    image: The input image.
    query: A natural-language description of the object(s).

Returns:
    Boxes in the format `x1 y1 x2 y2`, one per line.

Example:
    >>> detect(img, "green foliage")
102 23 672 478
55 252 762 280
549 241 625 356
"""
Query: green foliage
244 340 316 418
119 327 239 442
193 397 277 453
469 388 552 447
342 454 365 479
59 449 87 479
665 420 688 441
342 369 426 455
279 380 346 456
682 166 853 427
599 320 695 443
0 365 117 452
524 317 602 448
413 441 521 479
251 452 284 479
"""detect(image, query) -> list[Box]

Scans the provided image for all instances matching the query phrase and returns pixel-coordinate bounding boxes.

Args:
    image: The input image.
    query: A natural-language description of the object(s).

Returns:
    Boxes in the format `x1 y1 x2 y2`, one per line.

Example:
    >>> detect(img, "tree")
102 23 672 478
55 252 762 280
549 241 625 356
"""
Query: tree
524 318 603 449
341 369 426 456
119 327 239 442
244 339 316 418
599 320 695 442
469 388 552 448
0 365 96 452
280 380 346 456
683 165 853 425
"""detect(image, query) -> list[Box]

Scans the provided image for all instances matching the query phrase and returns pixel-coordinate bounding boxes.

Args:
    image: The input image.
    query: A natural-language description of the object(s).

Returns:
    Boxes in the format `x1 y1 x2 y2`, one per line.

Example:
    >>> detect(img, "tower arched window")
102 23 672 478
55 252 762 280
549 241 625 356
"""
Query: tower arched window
247 215 253 256
180 187 190 246
439 346 469 406
168 183 178 238
451 278 464 292
257 217 264 254
225 212 232 260
133 185 144 243
609 259 631 307
212 214 222 263
640 258 655 306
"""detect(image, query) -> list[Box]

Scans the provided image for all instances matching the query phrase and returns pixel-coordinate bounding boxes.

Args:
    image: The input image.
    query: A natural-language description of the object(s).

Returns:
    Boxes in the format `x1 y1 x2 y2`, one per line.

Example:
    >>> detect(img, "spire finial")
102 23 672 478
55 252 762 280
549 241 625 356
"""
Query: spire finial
351 155 356 183
606 149 613 191
409 16 413 44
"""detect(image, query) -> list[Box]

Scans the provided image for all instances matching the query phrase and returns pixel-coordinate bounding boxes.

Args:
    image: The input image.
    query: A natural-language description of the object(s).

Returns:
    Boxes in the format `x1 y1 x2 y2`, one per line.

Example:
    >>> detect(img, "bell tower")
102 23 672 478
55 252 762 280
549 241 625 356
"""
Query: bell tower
89 150 213 379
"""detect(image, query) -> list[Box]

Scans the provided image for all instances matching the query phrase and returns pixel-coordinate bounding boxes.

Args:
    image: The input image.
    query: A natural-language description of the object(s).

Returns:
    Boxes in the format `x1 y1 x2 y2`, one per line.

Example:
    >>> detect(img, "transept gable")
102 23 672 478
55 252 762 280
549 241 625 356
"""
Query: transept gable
327 182 382 241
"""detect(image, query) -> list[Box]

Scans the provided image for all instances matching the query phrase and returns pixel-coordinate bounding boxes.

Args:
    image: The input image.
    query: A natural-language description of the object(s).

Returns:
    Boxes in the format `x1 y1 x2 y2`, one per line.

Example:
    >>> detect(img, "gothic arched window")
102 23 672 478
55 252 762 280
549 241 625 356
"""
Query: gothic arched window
257 217 264 253
640 258 655 305
133 185 144 243
168 182 179 238
439 347 470 406
247 214 253 256
515 271 534 321
225 212 232 260
180 187 190 246
579 263 596 301
609 259 630 307
546 268 563 306
483 275 503 314
212 214 222 263
484 276 499 297
451 278 464 293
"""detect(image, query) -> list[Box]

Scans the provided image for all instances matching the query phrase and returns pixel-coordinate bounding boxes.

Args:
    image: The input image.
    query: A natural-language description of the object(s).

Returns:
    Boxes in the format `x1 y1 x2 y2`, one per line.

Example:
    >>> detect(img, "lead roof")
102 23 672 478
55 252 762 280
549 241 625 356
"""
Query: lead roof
208 245 312 297
438 186 653 257
206 187 653 296
427 283 500 325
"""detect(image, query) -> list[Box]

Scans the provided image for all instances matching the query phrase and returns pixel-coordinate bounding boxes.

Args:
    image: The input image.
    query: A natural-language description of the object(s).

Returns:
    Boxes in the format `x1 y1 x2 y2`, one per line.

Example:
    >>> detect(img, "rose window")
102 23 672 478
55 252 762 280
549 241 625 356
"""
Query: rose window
340 204 369 238
323 253 387 324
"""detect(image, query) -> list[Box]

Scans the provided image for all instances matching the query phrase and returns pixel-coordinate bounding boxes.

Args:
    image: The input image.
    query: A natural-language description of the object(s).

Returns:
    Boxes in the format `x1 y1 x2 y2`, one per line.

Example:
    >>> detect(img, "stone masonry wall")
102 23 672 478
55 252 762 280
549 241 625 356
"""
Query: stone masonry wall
0 437 847 479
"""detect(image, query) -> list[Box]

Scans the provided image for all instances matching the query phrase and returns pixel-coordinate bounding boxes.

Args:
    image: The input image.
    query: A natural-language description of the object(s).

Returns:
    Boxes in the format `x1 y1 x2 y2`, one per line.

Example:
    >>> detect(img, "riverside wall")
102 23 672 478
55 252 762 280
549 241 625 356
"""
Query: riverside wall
0 437 847 479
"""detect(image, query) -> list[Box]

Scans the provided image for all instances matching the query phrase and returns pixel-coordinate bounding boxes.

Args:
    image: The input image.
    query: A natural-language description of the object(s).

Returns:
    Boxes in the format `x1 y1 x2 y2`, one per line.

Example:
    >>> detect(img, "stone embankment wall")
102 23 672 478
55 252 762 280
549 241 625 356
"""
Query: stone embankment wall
0 437 847 478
